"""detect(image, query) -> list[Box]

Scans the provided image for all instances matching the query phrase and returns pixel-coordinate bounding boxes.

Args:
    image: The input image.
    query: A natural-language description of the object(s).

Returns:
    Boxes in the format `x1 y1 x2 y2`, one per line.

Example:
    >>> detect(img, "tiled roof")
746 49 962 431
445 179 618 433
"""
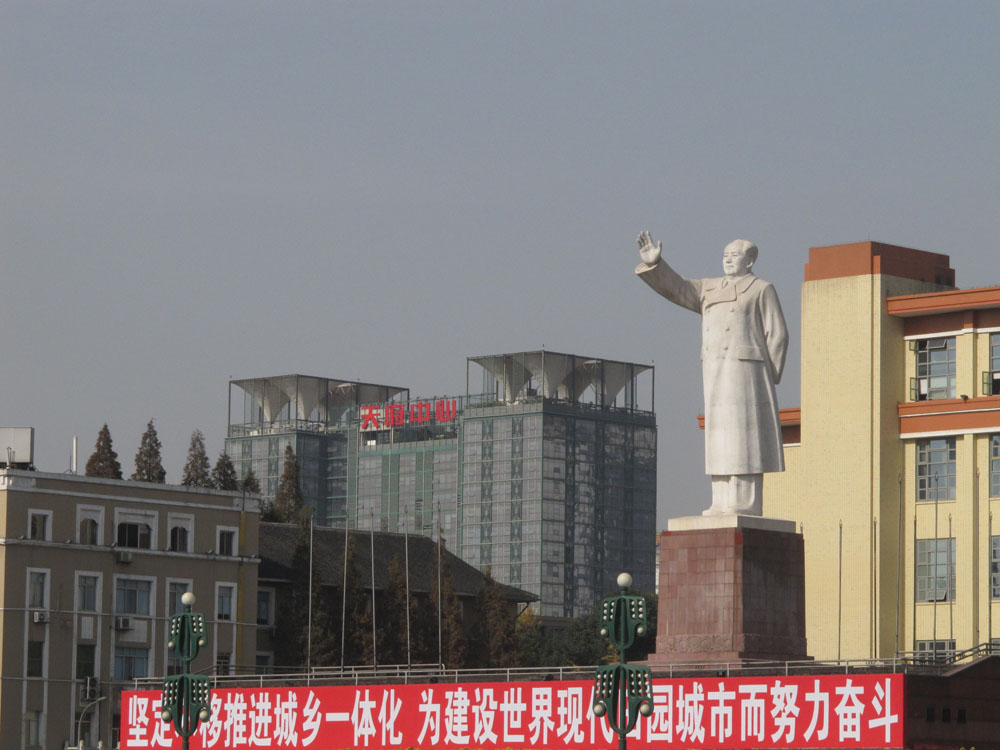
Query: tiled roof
258 522 535 603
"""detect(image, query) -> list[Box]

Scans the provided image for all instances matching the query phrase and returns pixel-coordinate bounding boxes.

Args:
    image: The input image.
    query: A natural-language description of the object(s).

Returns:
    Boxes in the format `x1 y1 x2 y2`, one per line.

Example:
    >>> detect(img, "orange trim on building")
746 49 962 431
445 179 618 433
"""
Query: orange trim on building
888 286 1000 318
898 395 1000 435
804 241 955 285
781 424 801 445
697 407 801 430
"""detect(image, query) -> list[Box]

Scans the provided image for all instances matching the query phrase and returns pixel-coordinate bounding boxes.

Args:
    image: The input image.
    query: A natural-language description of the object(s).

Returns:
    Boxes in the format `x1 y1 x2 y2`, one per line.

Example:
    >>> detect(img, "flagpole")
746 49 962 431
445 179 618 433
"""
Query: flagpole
341 511 349 670
307 509 314 671
370 508 377 668
404 505 412 668
437 500 442 667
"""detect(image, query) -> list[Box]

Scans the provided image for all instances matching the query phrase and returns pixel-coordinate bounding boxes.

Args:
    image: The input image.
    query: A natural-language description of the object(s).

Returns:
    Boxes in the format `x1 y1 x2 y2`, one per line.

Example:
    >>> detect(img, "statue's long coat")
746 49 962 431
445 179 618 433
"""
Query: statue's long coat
636 260 788 476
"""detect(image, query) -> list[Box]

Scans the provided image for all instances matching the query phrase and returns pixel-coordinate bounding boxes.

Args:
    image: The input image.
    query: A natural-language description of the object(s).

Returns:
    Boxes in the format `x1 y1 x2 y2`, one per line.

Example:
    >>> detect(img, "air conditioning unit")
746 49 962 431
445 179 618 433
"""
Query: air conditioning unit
113 616 132 631
115 550 133 563
32 610 49 624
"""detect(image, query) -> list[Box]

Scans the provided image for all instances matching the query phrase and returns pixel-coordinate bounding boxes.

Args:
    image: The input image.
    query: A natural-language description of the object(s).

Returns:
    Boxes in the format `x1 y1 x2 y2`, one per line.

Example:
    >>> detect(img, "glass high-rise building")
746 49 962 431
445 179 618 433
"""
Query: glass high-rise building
226 351 656 618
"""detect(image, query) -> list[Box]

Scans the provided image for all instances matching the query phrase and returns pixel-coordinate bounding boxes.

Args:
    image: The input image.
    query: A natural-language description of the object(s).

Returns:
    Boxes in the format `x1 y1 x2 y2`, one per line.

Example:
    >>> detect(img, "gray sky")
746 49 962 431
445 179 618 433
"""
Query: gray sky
3 2 999 522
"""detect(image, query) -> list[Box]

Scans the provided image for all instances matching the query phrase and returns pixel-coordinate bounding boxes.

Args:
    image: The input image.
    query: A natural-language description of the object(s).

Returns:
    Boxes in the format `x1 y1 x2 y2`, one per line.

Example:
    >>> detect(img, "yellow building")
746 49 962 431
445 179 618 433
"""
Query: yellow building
764 241 1000 662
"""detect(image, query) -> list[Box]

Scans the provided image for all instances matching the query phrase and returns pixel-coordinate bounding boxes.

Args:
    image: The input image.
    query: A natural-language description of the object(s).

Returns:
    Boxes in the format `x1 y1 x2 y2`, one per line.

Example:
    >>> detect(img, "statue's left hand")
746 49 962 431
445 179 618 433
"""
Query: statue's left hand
637 231 662 265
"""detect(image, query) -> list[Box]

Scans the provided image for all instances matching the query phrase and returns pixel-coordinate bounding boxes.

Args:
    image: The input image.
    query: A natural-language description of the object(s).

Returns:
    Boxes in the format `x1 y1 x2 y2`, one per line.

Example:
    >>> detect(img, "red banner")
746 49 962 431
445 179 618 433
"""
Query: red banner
122 674 903 749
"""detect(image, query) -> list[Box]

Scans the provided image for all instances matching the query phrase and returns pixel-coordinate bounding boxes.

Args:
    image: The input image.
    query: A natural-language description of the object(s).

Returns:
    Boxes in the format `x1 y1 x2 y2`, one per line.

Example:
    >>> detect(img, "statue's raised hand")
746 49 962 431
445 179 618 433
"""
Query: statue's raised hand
637 231 662 266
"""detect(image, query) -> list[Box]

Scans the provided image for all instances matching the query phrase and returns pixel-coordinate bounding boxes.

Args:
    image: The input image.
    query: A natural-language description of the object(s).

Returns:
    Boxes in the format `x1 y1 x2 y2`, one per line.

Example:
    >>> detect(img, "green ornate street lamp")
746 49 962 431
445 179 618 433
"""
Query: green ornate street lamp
592 572 654 750
160 592 211 750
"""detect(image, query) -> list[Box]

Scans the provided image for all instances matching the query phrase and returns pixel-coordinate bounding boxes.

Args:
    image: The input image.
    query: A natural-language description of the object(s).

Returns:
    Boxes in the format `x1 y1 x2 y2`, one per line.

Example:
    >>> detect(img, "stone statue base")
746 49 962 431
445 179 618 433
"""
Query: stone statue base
647 514 810 666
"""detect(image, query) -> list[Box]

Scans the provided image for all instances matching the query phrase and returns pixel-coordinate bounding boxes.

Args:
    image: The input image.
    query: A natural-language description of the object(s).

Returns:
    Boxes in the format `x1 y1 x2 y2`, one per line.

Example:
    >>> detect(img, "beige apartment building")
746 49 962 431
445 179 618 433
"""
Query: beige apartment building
0 469 260 750
764 241 1000 662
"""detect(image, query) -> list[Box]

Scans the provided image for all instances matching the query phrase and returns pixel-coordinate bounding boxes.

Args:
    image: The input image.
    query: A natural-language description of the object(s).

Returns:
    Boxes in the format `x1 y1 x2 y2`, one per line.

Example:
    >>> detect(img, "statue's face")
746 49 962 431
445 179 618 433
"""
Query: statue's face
722 243 754 277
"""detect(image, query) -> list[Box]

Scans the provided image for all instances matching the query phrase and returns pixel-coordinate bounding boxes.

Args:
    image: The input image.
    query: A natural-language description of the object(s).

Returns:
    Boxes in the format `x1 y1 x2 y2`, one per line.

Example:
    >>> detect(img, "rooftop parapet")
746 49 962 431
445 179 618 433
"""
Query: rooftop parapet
467 350 654 413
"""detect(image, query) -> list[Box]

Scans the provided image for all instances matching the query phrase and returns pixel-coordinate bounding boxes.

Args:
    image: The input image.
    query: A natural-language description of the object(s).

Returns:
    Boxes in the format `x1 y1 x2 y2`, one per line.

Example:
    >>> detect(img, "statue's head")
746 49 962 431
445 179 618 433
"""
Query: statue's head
722 239 757 277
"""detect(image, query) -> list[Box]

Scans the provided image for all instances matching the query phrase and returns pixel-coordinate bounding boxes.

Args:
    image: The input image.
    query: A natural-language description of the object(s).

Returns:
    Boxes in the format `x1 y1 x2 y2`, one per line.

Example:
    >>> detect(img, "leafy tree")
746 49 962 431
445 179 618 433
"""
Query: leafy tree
85 424 122 479
211 451 239 491
272 445 305 523
475 567 519 668
181 430 212 487
242 465 262 495
131 418 166 483
516 609 555 666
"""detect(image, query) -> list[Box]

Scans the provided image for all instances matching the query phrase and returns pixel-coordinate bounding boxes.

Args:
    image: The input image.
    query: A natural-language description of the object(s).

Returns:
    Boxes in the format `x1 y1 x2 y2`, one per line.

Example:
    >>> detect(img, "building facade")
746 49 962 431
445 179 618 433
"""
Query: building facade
764 241 1000 662
0 470 260 750
226 351 657 619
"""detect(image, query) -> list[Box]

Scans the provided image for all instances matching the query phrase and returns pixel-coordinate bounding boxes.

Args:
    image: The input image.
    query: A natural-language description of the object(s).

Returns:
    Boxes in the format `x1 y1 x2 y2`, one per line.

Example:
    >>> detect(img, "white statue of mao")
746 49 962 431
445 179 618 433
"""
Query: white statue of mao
635 232 788 516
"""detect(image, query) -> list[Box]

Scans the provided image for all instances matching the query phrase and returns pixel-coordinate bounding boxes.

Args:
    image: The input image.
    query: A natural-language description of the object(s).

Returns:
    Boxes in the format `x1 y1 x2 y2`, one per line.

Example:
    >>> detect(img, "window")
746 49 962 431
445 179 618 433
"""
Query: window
913 336 956 400
117 522 152 549
216 652 232 675
168 581 189 616
167 513 193 553
114 647 148 680
27 640 44 677
78 575 98 612
29 571 46 609
217 585 234 621
916 538 956 602
217 528 237 556
255 653 273 675
169 526 189 552
25 711 41 746
76 644 96 679
115 578 152 615
987 333 1000 396
28 510 51 541
257 589 273 625
79 518 99 545
992 435 1000 499
916 639 956 662
992 536 1000 599
916 438 956 501
77 506 103 545
167 656 184 676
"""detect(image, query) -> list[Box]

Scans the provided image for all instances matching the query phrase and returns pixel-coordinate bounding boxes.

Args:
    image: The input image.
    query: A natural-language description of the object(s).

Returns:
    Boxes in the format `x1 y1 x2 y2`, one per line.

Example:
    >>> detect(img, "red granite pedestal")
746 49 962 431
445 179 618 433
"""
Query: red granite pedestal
648 516 809 665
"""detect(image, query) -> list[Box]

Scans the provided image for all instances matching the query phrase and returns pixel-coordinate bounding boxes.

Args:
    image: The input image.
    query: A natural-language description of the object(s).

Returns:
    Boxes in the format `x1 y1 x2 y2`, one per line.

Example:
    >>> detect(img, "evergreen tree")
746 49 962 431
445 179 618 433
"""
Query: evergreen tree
376 555 424 665
342 535 372 666
428 539 467 668
181 430 212 487
242 466 262 494
310 585 342 668
85 424 122 479
476 567 519 668
273 522 311 668
131 418 166 483
211 451 239 491
273 445 305 523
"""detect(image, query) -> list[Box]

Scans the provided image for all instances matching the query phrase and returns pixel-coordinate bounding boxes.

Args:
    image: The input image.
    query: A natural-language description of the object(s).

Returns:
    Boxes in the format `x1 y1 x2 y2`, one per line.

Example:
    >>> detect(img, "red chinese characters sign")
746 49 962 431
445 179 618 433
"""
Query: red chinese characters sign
360 399 457 431
121 674 903 749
